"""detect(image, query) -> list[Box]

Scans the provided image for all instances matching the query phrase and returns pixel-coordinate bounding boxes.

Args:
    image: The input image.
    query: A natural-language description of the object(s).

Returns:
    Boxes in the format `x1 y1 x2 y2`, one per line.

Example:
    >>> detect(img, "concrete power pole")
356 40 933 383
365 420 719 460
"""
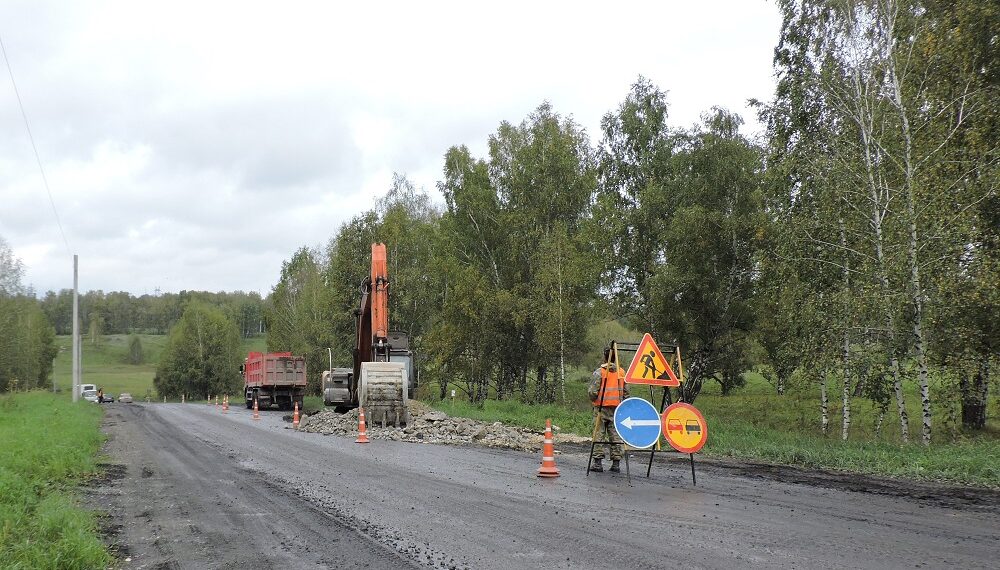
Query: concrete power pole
72 254 79 402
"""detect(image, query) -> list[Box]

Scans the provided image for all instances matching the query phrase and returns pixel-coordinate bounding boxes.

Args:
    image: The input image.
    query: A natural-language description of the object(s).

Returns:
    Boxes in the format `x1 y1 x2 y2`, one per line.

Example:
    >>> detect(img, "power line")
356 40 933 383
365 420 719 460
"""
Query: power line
0 32 70 253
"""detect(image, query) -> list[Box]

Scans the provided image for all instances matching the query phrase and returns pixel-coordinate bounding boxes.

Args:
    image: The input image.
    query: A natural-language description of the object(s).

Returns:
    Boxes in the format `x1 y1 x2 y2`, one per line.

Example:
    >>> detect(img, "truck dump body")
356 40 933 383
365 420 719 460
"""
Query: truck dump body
243 352 307 410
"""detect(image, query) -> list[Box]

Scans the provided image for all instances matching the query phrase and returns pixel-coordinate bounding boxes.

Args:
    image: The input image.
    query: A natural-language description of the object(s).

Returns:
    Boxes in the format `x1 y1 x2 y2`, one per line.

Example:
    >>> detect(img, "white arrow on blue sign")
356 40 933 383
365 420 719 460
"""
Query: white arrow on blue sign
613 397 662 449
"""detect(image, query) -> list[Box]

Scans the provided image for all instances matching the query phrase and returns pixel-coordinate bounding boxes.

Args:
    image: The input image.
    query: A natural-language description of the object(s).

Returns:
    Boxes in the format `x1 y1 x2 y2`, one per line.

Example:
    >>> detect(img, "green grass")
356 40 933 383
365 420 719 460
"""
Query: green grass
53 334 268 400
0 391 111 568
425 367 1000 487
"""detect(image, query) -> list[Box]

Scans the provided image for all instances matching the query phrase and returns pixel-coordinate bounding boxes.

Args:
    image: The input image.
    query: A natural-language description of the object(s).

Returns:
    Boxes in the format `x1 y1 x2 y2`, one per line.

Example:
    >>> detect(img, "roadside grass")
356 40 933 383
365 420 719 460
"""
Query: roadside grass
0 391 111 568
53 334 268 400
425 368 1000 487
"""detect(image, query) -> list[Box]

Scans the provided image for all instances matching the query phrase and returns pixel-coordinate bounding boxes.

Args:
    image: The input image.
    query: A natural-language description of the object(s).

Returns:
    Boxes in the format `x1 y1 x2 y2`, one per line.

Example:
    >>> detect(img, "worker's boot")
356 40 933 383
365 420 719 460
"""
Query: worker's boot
610 460 621 473
591 458 604 472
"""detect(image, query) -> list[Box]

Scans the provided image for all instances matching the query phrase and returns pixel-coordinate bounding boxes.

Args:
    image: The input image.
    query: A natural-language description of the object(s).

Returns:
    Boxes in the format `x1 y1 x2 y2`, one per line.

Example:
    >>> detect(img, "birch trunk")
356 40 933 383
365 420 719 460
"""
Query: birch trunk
840 220 851 441
820 371 829 436
887 17 932 445
557 237 566 404
847 44 909 443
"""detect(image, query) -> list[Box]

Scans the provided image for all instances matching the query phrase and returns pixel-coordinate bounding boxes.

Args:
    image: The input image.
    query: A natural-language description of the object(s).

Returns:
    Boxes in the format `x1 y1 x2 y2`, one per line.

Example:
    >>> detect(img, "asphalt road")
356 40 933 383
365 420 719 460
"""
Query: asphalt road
95 403 1000 570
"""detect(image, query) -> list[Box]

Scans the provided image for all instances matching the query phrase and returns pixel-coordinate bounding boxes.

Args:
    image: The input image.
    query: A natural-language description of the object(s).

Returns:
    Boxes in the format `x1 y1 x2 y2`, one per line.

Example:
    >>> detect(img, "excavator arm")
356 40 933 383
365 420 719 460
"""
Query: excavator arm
349 243 411 426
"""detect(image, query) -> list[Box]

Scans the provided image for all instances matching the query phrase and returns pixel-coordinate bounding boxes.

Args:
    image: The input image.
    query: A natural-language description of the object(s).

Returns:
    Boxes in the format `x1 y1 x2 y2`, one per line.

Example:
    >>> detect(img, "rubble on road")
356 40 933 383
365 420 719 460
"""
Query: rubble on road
298 404 590 452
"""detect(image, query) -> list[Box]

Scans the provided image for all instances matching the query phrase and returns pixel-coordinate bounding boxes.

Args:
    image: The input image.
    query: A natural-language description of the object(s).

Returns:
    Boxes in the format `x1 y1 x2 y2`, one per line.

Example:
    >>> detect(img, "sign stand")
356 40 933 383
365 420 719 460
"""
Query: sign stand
589 337 705 488
644 347 683 478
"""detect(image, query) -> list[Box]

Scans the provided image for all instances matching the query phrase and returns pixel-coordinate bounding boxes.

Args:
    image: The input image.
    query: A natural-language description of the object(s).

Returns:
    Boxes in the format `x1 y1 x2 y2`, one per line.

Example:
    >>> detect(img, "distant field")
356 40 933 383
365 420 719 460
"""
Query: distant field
52 334 268 399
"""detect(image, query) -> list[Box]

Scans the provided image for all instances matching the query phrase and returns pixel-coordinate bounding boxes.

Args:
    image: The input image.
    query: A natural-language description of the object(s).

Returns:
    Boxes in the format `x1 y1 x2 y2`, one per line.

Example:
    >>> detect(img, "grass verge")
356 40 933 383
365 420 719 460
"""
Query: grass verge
426 371 1000 488
0 391 110 568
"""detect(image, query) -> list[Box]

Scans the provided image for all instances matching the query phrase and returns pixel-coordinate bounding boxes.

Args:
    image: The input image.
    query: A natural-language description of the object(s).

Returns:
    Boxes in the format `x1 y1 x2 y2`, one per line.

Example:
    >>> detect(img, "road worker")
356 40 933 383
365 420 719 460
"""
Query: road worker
588 347 629 472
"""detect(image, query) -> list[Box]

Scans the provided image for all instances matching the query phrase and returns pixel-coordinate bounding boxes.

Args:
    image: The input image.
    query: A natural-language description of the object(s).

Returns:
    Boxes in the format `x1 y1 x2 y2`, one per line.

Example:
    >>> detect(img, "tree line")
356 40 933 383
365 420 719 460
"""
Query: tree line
268 1 997 445
37 289 265 339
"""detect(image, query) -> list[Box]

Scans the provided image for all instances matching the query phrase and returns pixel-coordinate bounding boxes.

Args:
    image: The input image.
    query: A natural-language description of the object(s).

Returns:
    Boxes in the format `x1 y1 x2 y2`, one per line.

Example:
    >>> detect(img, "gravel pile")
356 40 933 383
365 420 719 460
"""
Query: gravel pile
298 404 589 452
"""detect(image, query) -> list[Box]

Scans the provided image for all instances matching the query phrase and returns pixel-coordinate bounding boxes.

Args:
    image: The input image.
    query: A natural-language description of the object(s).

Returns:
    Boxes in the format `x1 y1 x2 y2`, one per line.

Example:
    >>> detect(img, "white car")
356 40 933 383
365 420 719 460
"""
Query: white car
118 392 134 404
82 389 99 403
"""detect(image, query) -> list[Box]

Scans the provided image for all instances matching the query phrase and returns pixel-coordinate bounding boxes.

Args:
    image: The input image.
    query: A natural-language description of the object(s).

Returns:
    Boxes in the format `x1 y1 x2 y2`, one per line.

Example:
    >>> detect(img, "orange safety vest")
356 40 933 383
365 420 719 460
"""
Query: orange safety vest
593 365 624 408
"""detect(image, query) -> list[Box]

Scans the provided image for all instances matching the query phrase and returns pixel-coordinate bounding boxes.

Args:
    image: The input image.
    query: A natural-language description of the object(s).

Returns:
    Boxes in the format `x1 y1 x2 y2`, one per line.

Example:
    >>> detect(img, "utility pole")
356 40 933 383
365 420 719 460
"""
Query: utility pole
72 254 79 402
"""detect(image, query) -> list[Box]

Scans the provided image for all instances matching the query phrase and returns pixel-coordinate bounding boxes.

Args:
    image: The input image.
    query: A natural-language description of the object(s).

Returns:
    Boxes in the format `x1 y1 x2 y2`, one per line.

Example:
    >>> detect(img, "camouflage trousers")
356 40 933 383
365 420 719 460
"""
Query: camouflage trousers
591 407 623 461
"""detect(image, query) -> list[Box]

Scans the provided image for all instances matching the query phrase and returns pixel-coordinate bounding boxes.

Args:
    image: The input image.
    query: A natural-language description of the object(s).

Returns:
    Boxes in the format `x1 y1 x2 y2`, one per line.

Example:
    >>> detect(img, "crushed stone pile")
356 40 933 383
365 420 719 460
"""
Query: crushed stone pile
298 405 590 452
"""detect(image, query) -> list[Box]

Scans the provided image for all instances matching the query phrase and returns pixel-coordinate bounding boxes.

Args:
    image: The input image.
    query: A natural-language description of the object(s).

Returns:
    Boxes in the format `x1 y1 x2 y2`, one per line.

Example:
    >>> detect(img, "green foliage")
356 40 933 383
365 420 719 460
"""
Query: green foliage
0 239 58 393
265 246 334 395
433 102 599 403
39 288 265 337
0 391 111 567
597 84 764 399
647 109 763 398
155 303 242 398
754 0 1000 444
125 334 144 365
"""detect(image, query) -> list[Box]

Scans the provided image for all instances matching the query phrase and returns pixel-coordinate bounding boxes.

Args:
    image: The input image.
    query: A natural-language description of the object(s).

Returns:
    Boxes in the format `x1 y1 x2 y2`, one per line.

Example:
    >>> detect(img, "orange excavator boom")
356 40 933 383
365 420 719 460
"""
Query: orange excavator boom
370 243 389 343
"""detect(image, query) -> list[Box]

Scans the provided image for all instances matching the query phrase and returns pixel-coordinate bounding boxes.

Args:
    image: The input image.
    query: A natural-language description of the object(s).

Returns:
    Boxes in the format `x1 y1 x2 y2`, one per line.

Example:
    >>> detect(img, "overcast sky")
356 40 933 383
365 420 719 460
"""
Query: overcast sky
0 0 782 297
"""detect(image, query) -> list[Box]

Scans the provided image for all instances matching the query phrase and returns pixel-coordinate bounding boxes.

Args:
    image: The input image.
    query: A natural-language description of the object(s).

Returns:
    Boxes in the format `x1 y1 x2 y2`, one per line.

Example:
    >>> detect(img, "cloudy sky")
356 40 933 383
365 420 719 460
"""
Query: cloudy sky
0 0 781 297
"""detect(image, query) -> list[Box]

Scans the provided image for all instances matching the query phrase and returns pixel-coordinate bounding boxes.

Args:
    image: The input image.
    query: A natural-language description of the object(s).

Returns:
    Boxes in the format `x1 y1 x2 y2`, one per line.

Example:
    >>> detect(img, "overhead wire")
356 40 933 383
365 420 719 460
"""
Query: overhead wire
0 32 71 253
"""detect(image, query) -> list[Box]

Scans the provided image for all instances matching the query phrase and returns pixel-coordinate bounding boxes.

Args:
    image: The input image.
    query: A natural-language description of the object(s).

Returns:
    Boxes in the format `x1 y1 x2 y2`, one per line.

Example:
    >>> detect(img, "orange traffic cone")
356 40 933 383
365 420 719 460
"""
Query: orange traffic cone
355 407 370 444
293 401 300 430
252 398 260 420
537 418 560 478
223 395 228 413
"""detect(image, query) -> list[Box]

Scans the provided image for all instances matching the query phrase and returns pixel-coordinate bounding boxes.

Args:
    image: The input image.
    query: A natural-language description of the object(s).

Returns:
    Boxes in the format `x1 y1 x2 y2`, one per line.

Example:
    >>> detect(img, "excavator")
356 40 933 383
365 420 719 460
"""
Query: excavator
321 243 415 426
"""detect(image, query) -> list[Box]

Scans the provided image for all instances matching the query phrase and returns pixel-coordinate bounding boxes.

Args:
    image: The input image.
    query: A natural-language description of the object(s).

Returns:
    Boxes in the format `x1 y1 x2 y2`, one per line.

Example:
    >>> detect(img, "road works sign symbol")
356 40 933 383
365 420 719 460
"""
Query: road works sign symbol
662 402 708 453
624 333 680 387
613 397 662 449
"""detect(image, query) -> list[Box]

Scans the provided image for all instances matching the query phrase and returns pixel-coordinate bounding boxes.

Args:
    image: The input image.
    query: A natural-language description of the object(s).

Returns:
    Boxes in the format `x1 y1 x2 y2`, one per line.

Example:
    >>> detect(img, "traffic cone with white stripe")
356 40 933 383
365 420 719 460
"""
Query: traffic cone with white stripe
293 401 300 430
537 419 560 478
215 395 219 410
223 394 228 414
252 397 260 420
355 407 370 444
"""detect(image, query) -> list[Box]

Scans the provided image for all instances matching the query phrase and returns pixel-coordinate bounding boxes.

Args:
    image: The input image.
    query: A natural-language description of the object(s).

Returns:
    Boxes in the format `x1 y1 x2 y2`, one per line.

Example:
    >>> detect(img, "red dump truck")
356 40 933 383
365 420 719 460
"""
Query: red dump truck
241 352 307 411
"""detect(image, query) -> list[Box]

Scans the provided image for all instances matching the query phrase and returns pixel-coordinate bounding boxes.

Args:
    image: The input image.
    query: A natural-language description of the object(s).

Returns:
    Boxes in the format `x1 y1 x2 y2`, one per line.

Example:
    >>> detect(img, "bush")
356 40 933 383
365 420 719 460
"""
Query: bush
125 334 144 365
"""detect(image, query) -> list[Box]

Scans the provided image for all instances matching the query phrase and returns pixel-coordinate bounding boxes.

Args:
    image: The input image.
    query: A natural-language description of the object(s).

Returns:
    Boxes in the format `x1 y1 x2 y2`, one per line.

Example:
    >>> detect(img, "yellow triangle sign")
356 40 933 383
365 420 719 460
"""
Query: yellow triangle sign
624 333 680 386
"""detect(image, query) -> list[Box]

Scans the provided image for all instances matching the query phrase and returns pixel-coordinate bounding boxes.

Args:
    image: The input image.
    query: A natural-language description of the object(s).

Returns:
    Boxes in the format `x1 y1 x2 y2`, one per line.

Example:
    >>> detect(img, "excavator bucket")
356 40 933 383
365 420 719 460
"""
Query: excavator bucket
359 361 409 427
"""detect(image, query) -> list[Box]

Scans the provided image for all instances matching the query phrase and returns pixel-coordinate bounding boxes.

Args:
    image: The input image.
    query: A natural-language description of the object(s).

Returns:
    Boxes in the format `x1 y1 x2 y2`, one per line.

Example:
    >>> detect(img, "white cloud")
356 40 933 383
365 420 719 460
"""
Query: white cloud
0 0 782 296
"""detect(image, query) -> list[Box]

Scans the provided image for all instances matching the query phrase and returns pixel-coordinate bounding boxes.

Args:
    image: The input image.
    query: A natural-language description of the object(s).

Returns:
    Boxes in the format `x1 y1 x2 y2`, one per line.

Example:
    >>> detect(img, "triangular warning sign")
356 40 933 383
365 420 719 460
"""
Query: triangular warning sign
624 333 680 386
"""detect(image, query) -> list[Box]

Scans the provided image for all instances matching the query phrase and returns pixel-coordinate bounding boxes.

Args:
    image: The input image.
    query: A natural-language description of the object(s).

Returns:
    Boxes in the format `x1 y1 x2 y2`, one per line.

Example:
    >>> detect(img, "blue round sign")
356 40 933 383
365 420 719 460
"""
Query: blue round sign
613 397 662 449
